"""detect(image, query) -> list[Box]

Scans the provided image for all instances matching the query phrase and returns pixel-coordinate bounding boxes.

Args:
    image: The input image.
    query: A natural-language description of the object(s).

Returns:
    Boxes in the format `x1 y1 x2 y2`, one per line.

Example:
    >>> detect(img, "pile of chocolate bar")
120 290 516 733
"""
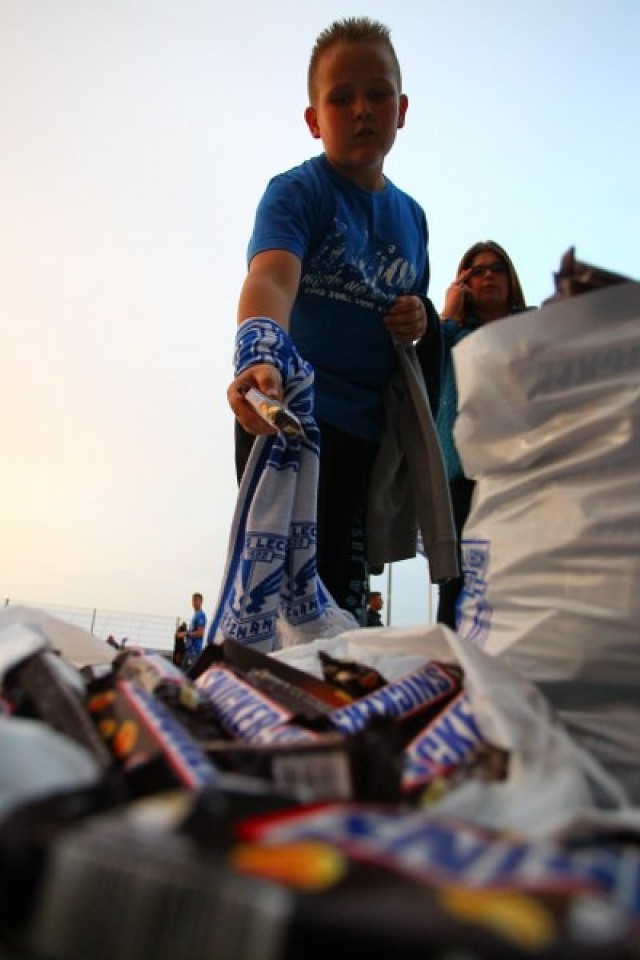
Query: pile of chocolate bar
1 632 639 960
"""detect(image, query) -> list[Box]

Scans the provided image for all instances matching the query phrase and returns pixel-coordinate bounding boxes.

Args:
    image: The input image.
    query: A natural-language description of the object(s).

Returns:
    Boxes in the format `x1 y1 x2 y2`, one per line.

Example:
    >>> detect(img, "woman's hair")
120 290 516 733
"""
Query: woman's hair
307 17 401 103
457 240 526 319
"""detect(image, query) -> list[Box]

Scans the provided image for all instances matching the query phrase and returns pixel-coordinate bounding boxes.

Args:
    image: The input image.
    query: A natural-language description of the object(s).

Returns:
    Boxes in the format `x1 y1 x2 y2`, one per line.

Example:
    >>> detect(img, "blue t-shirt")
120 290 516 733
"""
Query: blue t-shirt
247 154 430 441
183 608 206 666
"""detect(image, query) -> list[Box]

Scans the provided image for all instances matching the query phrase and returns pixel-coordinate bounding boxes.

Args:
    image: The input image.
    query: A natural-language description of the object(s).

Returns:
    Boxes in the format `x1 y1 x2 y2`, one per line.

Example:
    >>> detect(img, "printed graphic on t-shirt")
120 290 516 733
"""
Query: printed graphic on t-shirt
300 218 418 310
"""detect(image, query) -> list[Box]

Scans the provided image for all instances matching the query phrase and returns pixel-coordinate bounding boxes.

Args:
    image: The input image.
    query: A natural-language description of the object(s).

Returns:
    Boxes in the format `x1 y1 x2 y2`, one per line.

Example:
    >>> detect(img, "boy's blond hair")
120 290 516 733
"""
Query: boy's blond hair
307 17 402 103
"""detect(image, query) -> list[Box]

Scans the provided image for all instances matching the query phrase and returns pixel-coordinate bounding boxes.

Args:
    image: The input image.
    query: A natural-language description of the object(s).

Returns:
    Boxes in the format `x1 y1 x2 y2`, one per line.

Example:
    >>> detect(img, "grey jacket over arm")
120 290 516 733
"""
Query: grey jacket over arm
365 342 459 585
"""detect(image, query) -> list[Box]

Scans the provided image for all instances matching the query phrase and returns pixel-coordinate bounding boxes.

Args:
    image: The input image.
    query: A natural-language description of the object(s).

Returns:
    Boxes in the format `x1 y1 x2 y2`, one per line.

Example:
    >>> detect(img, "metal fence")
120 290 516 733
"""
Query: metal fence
2 597 181 653
3 563 438 653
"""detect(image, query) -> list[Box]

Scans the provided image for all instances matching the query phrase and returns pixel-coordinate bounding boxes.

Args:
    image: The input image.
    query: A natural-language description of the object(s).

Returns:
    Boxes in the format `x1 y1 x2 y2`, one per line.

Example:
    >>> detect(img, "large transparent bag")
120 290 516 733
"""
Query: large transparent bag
274 622 633 836
453 283 640 801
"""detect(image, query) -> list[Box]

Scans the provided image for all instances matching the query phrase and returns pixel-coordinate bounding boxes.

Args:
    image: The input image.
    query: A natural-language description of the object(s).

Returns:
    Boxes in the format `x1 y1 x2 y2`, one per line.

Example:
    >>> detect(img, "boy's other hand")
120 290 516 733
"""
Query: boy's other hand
383 294 427 344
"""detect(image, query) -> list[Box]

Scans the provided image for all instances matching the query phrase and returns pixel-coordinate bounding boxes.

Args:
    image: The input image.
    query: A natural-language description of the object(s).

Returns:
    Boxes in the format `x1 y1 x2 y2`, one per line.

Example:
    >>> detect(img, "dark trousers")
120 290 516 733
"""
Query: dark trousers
235 419 378 622
437 476 475 630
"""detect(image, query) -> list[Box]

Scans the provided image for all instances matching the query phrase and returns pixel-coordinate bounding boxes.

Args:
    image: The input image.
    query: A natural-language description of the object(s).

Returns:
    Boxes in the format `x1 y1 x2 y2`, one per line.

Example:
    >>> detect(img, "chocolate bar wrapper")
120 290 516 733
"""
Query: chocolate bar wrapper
86 677 220 789
265 854 640 960
4 648 112 769
111 648 226 740
401 689 486 794
317 649 388 699
195 665 332 747
113 648 190 692
203 721 404 803
243 667 347 719
238 804 640 929
191 636 353 710
231 635 355 709
245 386 305 438
327 660 461 743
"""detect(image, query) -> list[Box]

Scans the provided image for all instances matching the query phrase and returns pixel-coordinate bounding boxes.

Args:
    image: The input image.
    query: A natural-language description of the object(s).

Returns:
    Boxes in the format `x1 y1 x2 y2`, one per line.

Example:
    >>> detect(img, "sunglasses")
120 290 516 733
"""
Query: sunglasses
467 261 508 279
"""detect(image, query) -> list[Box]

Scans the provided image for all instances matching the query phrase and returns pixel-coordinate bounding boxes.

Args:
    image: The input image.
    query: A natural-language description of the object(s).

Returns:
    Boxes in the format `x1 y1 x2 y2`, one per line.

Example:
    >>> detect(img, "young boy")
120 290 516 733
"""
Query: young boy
175 592 207 670
228 17 440 620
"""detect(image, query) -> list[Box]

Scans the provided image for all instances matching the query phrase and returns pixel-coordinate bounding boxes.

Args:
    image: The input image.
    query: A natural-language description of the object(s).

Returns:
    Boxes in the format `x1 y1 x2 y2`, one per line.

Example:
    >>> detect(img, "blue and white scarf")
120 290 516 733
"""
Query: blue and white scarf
207 318 358 652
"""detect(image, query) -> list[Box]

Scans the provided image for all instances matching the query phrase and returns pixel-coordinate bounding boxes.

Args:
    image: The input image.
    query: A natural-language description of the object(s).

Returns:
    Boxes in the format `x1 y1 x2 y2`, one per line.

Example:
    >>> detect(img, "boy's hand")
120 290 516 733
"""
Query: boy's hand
383 294 427 344
228 362 283 434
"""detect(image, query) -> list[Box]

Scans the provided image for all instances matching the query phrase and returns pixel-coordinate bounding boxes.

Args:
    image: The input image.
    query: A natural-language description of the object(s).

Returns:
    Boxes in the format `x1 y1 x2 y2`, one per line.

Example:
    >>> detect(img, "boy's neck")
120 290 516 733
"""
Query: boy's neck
325 155 386 192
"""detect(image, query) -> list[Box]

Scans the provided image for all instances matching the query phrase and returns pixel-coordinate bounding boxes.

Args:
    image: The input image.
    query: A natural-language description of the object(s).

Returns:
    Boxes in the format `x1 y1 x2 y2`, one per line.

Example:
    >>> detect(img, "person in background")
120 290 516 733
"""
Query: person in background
366 590 384 627
175 592 207 670
228 17 442 623
436 240 527 629
172 621 187 667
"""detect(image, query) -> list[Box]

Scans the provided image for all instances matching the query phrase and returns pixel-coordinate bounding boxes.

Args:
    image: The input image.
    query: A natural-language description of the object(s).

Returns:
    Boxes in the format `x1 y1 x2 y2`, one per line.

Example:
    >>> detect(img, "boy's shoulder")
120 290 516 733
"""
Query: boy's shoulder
269 154 328 188
384 174 427 218
261 155 335 226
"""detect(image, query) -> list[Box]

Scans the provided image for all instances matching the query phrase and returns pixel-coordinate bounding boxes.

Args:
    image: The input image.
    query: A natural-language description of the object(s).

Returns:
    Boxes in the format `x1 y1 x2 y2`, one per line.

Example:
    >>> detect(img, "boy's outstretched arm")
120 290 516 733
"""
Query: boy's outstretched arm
228 250 302 434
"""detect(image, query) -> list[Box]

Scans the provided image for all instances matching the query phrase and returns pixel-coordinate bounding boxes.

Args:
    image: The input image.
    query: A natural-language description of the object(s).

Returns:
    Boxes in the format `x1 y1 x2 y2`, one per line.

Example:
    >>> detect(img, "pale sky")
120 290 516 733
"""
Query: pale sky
1 0 638 629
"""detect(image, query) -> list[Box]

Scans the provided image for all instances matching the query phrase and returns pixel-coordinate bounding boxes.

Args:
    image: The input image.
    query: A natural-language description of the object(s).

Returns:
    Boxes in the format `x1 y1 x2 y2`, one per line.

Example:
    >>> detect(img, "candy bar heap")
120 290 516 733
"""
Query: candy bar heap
1 630 639 960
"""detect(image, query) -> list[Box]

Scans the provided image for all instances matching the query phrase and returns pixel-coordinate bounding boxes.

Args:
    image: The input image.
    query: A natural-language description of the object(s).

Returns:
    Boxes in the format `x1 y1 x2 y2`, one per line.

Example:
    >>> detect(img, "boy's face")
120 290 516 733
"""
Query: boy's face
305 40 408 191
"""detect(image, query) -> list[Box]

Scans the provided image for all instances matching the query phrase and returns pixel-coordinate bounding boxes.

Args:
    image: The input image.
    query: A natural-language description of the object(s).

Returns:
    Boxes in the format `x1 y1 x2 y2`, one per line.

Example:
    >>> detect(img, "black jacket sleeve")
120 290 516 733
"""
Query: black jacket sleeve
415 296 444 418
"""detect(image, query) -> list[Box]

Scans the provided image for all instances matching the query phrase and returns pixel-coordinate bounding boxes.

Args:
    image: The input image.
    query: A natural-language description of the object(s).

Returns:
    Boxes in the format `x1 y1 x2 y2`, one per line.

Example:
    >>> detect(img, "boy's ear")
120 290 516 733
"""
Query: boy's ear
397 93 409 129
304 106 321 139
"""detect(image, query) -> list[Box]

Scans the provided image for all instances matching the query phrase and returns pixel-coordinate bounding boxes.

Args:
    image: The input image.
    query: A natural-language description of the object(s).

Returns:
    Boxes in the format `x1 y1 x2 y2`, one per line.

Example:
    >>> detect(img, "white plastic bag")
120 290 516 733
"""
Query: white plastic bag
273 623 632 838
453 283 640 801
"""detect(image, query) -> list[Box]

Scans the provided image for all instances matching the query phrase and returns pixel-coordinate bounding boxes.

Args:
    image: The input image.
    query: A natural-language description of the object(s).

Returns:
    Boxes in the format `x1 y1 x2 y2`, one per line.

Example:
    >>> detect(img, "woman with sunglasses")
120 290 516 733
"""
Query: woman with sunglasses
435 240 527 629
